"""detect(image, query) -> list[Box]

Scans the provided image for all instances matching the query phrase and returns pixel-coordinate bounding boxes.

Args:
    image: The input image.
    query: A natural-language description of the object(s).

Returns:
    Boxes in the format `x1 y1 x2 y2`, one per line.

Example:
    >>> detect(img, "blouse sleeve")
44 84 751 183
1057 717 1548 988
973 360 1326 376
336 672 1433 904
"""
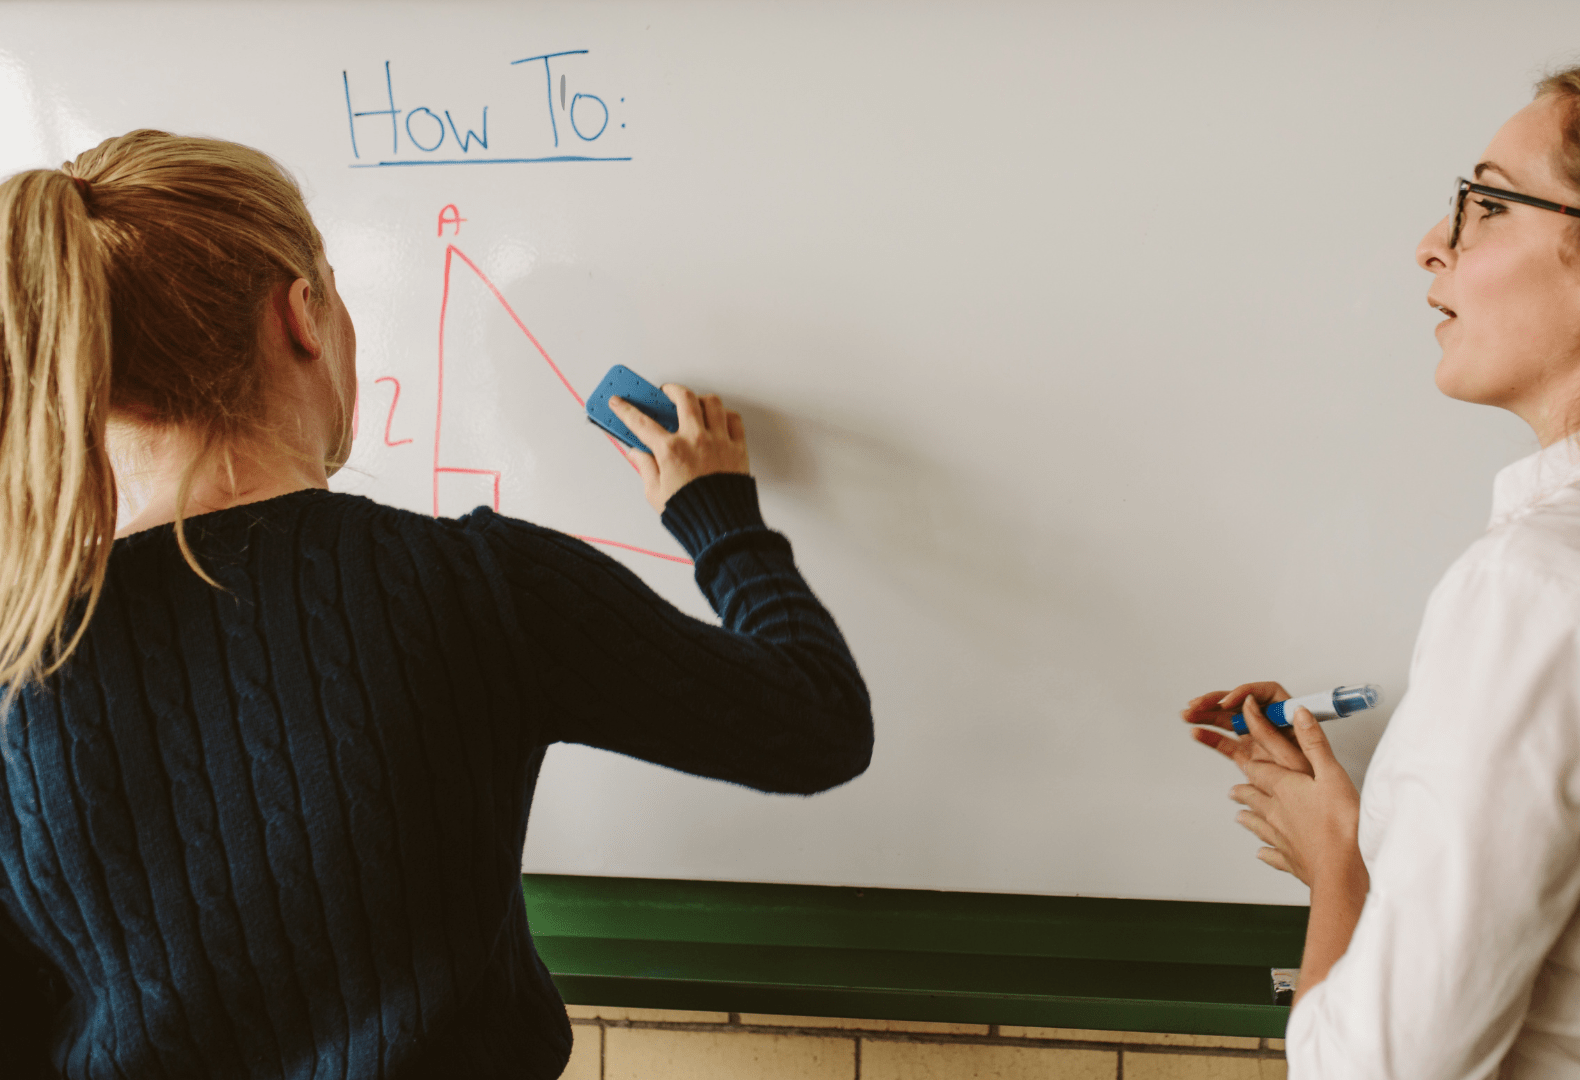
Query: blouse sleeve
471 473 873 795
1286 551 1580 1079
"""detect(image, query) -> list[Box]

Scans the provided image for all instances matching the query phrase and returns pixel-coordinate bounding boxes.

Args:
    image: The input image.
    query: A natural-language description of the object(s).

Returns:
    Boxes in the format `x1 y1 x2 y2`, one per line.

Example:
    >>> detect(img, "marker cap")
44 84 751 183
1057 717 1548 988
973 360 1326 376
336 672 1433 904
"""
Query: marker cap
1333 684 1382 717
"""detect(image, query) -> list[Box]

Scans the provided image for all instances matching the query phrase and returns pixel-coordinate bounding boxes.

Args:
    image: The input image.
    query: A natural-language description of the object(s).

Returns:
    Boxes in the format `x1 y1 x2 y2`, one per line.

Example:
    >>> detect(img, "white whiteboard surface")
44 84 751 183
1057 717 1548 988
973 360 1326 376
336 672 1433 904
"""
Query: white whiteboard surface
0 1 1562 904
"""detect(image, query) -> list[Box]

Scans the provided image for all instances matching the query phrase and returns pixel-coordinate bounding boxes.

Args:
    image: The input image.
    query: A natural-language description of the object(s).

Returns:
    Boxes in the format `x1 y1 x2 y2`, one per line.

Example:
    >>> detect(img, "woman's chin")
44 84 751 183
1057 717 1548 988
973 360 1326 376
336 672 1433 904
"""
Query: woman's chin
1433 356 1483 403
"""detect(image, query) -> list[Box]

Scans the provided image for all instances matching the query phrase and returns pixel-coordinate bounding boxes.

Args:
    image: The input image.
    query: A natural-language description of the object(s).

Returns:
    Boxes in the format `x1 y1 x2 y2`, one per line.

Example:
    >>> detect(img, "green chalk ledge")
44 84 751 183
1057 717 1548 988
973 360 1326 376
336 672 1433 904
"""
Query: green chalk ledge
522 874 1306 1038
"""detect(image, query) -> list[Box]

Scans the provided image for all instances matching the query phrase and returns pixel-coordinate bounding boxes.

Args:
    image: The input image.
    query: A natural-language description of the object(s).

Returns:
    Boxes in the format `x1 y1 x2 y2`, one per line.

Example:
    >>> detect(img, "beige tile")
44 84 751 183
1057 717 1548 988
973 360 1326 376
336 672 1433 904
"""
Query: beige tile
999 1026 1259 1050
737 1012 989 1035
1123 1052 1287 1080
1265 1038 1286 1052
564 1004 731 1024
861 1039 1116 1080
562 1024 602 1080
605 1026 854 1080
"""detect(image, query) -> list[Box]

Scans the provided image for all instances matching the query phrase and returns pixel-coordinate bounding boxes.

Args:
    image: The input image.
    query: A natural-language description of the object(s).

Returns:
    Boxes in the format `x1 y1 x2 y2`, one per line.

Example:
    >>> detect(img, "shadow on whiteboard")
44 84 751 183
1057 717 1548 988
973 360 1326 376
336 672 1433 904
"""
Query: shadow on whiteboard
733 398 1167 701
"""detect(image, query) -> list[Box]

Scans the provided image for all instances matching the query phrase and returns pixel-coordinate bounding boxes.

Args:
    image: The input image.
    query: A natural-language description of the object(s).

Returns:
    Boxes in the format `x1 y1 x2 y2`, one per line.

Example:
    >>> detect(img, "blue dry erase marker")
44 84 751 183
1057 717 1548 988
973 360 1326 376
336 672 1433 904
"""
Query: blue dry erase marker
1232 685 1382 735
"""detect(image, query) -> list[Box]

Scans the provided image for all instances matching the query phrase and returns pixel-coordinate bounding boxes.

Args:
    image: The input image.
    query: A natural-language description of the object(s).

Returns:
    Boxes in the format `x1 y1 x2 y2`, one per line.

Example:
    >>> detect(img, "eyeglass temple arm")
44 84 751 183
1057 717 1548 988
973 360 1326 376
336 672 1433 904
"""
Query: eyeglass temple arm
1468 181 1580 219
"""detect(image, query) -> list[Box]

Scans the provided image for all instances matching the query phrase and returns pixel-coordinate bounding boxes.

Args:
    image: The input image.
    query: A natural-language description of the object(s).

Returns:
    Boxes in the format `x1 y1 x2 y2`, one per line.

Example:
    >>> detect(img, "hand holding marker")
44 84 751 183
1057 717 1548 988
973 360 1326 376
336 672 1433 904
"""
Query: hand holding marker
1180 681 1383 740
1231 685 1383 735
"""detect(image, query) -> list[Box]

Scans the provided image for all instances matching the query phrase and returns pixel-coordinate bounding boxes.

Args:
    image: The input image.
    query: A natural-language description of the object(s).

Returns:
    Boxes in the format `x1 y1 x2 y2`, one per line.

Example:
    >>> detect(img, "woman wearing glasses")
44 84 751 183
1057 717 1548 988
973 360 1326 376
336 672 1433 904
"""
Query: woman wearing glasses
1183 66 1580 1077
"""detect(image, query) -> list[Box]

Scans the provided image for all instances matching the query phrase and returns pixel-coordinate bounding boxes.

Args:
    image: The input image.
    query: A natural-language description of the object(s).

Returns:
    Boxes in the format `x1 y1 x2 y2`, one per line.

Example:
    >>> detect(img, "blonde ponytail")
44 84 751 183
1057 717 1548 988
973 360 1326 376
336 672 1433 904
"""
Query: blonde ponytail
0 170 115 692
0 130 327 693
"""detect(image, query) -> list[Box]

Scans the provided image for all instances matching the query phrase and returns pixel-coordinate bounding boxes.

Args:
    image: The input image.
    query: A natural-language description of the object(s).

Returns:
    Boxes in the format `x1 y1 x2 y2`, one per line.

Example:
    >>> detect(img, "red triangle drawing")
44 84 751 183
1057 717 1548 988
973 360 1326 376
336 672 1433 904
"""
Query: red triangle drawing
434 243 692 566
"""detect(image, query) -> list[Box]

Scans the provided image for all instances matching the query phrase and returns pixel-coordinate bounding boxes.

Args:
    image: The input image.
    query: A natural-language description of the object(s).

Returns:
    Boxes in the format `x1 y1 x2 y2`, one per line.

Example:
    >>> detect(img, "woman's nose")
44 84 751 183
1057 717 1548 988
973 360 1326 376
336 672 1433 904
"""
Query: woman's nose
1417 214 1453 271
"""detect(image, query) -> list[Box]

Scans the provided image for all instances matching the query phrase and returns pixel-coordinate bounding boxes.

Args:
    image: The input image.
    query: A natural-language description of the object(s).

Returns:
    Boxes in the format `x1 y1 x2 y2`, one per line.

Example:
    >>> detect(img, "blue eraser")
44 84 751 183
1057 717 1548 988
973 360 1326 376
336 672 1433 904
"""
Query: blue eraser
585 364 679 454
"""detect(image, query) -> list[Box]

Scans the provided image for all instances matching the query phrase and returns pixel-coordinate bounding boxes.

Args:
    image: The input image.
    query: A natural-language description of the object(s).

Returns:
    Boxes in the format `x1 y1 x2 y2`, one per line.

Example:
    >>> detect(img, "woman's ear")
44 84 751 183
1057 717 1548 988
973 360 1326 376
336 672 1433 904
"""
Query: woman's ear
279 277 323 360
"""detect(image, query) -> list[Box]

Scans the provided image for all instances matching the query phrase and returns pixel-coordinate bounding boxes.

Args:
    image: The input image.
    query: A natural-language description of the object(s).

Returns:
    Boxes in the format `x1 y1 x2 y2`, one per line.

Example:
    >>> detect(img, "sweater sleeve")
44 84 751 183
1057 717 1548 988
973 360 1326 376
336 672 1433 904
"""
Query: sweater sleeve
471 473 873 795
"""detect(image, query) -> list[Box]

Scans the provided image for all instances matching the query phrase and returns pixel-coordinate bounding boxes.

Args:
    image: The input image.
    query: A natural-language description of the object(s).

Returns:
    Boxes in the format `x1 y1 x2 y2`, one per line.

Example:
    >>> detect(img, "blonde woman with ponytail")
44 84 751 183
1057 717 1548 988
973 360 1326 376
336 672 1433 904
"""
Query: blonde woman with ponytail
0 131 871 1079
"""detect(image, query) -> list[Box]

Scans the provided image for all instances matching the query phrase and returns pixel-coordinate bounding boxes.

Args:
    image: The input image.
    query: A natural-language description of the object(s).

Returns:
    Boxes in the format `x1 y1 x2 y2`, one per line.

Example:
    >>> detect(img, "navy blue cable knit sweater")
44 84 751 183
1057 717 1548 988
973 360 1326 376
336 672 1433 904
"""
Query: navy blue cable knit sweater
0 474 872 1079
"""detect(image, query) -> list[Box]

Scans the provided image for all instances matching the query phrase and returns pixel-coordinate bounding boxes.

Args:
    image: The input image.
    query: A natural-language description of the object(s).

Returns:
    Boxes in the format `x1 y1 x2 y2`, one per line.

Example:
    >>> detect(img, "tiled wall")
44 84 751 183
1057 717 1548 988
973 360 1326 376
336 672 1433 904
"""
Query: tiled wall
561 1006 1288 1079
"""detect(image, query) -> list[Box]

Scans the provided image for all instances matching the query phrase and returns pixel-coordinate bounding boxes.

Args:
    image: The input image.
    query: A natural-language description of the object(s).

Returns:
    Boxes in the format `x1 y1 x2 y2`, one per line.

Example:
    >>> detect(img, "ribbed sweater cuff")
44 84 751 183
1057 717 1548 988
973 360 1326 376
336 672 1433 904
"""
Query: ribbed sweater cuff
660 474 766 559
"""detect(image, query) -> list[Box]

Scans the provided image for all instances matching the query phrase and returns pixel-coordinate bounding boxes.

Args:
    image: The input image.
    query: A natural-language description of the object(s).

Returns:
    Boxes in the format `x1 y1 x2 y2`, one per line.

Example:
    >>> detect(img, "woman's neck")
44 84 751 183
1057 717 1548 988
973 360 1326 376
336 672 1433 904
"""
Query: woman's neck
113 425 328 539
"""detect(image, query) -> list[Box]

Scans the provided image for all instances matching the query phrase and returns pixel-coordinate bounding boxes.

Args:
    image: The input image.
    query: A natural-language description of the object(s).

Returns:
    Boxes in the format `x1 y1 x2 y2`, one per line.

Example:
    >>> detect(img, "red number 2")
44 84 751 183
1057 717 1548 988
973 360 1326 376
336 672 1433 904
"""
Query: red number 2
375 376 414 447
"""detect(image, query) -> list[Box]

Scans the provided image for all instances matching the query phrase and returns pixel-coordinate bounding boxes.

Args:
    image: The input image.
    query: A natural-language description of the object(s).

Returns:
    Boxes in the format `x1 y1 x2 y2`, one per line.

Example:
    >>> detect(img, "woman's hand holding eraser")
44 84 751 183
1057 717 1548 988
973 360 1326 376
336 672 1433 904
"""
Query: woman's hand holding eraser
609 385 750 513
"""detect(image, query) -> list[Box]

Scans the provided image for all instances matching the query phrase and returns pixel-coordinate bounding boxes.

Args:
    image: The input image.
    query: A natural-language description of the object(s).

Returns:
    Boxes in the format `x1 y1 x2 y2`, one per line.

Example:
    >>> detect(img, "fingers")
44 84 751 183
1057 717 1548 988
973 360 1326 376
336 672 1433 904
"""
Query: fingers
1257 847 1296 875
1234 806 1287 848
624 445 659 485
609 396 672 447
1289 707 1342 776
1190 725 1244 763
614 382 752 514
1190 715 1303 783
1181 690 1237 731
1237 695 1309 774
1228 694 1274 770
1183 691 1231 716
1214 682 1292 711
1239 753 1321 803
663 383 706 434
1183 684 1290 732
1191 726 1282 771
1232 790 1303 878
1229 783 1271 815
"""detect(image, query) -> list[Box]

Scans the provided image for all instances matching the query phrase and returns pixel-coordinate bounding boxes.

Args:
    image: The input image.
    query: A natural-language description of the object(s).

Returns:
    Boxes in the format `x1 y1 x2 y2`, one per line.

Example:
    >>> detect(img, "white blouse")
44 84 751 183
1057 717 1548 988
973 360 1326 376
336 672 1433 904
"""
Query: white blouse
1287 439 1580 1079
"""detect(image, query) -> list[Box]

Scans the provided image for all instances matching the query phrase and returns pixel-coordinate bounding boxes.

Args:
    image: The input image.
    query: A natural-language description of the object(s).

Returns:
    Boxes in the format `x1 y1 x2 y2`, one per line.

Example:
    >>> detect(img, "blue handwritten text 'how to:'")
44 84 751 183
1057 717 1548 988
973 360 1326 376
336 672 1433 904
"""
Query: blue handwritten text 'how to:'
342 52 631 167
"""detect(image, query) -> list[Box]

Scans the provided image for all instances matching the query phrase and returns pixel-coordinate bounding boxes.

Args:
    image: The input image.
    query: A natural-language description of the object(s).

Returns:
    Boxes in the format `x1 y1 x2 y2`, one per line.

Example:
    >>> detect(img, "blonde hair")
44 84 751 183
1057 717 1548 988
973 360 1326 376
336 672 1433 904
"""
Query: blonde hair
1538 65 1580 202
0 130 330 694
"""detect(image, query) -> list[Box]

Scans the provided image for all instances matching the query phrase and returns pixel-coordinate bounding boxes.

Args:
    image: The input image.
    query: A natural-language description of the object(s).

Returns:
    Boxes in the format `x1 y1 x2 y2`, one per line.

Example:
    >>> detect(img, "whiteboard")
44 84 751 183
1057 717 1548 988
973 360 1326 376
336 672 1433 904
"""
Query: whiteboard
0 1 1561 905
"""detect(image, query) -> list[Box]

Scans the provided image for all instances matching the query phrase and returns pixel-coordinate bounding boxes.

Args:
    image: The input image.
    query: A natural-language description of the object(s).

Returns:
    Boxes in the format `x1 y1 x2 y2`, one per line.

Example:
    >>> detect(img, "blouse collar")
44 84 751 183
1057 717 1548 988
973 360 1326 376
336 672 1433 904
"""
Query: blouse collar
1489 437 1580 530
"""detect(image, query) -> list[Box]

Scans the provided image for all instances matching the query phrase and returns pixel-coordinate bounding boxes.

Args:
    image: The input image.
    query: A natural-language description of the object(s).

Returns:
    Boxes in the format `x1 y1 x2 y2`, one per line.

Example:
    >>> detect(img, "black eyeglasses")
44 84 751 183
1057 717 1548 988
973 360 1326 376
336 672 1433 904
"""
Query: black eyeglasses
1450 176 1580 248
